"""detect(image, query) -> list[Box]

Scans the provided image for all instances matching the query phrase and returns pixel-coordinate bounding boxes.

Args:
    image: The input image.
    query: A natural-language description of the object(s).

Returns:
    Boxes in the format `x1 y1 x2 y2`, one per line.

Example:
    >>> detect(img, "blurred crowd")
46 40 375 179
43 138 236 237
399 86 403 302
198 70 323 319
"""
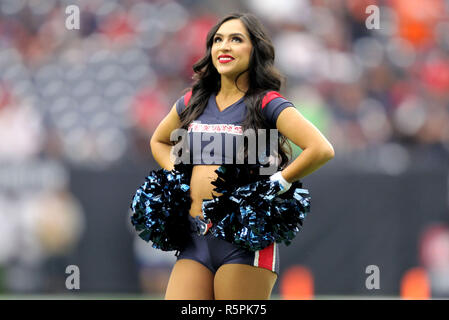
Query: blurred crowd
0 0 448 170
0 0 448 294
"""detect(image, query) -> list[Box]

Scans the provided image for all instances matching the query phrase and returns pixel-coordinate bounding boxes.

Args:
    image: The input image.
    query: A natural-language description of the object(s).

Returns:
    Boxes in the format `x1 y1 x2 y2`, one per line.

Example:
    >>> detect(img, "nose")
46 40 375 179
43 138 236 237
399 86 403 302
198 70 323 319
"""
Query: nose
218 38 231 50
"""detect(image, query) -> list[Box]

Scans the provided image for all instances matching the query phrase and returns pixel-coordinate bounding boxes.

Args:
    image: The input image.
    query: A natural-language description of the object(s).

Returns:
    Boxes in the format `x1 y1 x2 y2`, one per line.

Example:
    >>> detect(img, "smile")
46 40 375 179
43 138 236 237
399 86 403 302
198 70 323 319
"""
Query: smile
218 55 235 64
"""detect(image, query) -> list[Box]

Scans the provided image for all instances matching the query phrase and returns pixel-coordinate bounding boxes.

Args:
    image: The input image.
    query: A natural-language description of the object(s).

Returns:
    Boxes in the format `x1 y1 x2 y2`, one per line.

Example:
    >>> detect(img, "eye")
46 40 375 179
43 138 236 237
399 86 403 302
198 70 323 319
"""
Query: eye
213 36 242 43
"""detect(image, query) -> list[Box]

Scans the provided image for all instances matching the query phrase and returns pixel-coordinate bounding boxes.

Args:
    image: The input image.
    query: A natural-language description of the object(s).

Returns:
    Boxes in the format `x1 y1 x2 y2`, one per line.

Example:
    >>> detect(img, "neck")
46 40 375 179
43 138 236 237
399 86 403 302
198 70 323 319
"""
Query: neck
218 72 249 97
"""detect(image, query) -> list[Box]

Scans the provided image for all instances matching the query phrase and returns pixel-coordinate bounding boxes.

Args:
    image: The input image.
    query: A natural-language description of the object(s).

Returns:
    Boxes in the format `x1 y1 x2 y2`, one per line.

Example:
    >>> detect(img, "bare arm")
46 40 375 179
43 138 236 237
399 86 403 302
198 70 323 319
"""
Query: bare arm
275 107 335 183
150 103 182 171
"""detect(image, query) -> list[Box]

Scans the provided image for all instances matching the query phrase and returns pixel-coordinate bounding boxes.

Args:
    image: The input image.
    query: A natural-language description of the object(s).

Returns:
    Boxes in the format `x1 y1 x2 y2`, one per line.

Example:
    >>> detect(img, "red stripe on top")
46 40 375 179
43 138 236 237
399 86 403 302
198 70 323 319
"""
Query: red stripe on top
261 91 284 109
184 90 192 106
258 243 274 271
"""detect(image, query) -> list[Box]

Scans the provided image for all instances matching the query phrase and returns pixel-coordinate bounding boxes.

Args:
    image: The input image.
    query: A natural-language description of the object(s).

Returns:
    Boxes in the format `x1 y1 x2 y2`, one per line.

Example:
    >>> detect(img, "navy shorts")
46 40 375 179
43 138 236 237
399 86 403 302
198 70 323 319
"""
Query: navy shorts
176 215 280 276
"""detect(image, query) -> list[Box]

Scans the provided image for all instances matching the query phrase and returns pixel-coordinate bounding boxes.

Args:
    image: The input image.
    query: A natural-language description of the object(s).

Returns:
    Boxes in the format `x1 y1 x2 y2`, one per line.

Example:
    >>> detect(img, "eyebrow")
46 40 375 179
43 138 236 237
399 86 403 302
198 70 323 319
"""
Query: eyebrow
214 32 246 38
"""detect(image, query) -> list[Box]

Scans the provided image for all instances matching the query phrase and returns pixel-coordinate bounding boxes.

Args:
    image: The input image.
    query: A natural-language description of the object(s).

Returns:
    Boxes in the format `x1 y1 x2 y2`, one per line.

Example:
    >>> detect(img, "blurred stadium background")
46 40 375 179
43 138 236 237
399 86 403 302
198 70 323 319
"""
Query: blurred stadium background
0 0 448 299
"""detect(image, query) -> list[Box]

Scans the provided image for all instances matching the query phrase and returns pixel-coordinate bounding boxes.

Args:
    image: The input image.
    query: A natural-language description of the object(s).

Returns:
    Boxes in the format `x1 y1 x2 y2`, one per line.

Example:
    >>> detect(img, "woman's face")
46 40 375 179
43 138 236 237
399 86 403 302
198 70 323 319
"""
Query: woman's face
211 19 253 80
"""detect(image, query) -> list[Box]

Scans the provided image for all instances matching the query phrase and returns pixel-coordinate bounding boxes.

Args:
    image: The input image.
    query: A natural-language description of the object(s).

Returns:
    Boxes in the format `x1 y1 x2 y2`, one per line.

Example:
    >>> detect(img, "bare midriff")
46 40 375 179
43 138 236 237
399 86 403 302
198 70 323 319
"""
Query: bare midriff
188 165 223 219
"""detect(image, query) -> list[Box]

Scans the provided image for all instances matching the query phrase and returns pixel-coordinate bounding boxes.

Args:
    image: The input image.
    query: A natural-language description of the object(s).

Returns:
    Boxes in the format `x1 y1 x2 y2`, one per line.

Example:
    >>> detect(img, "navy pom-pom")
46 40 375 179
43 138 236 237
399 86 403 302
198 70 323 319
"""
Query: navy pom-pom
130 163 192 251
202 165 311 251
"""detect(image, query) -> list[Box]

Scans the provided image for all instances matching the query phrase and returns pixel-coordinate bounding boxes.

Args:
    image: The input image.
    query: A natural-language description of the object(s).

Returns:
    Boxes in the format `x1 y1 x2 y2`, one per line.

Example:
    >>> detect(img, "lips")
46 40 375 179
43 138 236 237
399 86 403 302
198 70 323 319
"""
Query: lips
218 55 234 64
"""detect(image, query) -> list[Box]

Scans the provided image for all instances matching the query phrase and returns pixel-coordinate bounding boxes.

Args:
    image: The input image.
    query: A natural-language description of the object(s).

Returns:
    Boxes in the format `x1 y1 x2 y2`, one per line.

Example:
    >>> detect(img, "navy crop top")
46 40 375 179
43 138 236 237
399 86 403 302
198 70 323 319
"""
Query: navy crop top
173 90 294 166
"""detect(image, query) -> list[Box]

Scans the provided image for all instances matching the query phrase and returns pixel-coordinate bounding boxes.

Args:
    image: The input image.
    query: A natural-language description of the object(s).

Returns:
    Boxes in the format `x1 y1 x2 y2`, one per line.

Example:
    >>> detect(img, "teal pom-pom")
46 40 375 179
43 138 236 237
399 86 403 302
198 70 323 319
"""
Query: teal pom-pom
202 164 311 251
130 163 192 251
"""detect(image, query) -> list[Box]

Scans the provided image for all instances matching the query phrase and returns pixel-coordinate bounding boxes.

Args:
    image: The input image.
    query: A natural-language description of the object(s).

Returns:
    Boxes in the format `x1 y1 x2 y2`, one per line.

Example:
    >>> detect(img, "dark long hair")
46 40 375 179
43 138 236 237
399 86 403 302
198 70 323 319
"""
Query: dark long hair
178 12 292 169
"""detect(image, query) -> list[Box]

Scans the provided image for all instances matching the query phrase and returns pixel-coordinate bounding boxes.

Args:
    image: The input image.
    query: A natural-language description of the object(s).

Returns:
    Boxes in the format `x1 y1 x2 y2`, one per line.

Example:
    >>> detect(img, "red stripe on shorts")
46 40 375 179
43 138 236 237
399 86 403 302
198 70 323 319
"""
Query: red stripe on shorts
258 243 274 271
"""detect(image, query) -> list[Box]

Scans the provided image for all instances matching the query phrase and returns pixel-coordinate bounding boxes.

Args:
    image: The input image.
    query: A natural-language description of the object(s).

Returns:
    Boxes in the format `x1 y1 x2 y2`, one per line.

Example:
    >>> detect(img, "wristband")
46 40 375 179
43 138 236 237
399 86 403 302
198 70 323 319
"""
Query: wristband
269 171 292 194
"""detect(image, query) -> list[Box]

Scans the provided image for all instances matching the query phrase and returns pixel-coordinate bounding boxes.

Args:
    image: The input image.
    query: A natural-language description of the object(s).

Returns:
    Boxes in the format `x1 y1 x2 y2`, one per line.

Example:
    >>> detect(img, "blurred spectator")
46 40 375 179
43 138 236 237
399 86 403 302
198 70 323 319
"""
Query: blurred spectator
419 224 449 298
0 86 45 161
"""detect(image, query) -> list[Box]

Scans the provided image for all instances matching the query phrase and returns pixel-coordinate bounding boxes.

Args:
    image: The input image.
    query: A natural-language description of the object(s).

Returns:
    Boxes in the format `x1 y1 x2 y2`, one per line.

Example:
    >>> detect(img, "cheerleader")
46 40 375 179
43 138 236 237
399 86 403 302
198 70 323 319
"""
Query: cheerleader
147 12 334 300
